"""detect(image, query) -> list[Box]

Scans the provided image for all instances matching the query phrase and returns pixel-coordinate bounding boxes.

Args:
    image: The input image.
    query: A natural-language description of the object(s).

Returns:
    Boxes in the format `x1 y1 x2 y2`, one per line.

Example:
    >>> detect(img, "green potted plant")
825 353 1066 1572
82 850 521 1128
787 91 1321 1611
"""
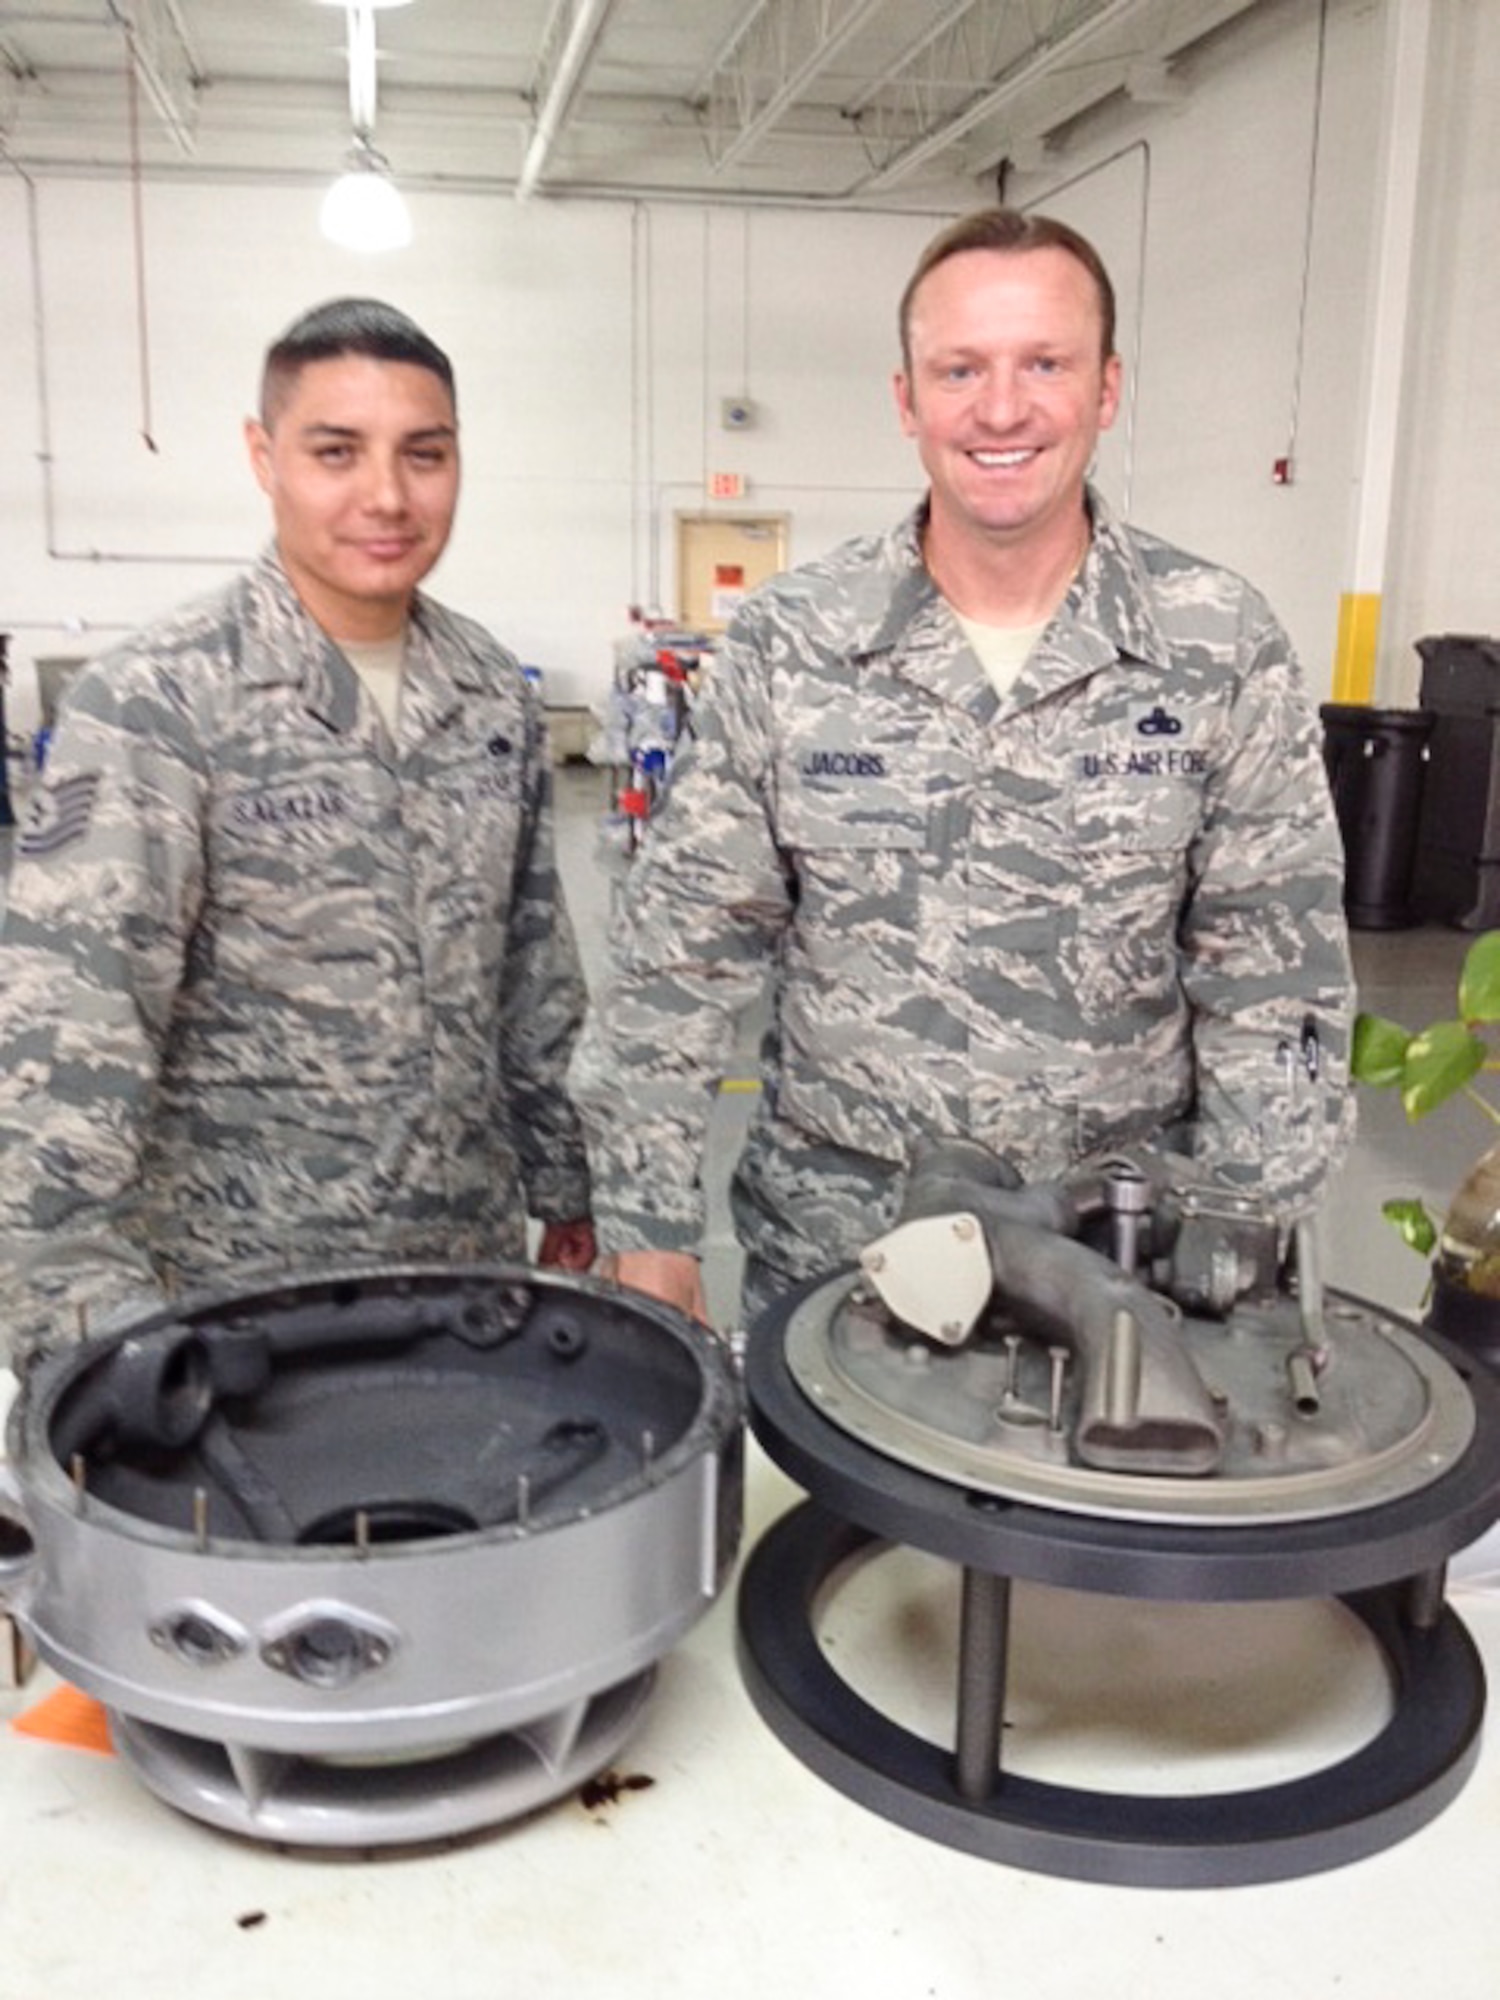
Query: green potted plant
1352 929 1500 1363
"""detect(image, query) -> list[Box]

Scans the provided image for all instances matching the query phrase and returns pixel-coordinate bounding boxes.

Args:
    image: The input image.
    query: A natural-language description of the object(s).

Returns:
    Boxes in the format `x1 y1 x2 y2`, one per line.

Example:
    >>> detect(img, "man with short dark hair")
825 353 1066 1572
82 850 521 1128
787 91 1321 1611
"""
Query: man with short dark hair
259 295 458 426
0 298 593 1371
571 208 1352 1328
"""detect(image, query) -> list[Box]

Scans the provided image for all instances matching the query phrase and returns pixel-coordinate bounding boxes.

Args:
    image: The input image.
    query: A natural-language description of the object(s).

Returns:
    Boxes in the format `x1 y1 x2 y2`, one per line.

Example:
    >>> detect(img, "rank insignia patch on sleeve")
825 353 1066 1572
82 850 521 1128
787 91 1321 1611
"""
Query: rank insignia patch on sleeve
19 772 102 858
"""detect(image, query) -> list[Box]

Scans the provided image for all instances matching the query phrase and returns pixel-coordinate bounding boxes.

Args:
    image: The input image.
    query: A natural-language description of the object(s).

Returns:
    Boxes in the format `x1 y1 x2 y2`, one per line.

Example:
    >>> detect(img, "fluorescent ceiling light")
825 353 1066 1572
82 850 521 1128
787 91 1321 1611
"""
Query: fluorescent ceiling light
316 1 412 250
320 142 412 252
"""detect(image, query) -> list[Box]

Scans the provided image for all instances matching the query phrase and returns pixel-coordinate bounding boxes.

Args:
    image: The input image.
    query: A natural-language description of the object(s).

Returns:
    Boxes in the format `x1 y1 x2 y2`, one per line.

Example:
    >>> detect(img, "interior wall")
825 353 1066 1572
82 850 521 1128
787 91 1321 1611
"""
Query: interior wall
0 180 937 730
1382 0 1500 699
3 0 1498 737
1010 0 1378 698
1012 0 1500 707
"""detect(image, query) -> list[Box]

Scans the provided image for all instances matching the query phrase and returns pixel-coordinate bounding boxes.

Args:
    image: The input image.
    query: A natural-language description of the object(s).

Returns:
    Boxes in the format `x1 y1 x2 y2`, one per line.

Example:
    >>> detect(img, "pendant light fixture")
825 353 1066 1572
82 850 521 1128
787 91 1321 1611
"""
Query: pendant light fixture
317 1 414 253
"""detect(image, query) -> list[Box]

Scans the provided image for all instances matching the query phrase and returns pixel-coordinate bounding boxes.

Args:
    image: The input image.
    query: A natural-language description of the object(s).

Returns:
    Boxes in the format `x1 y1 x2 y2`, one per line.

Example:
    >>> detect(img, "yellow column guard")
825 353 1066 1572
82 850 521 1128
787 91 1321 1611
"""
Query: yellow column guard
1332 592 1381 705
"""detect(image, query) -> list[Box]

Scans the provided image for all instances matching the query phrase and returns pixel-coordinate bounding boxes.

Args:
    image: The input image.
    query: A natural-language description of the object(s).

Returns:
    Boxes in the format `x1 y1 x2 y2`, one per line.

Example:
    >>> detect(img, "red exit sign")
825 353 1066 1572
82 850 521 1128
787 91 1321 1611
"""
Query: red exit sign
708 471 746 500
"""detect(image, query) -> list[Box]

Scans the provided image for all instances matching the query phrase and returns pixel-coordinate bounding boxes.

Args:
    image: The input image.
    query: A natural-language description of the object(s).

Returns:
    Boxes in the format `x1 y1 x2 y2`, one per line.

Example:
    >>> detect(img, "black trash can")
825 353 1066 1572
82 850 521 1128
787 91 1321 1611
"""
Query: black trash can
1319 703 1434 929
1412 634 1500 930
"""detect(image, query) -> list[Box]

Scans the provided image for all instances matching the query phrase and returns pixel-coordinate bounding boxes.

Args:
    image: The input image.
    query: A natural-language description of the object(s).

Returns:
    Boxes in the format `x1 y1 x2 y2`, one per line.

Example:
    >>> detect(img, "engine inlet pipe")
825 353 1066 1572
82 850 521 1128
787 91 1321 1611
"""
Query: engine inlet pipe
892 1143 1222 1477
982 1220 1223 1477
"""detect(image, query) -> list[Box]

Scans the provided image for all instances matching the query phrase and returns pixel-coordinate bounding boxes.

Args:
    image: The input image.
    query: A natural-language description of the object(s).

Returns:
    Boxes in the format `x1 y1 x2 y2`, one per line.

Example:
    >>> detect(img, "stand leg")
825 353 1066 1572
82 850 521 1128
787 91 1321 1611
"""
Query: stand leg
1406 1563 1447 1632
955 1568 1011 1801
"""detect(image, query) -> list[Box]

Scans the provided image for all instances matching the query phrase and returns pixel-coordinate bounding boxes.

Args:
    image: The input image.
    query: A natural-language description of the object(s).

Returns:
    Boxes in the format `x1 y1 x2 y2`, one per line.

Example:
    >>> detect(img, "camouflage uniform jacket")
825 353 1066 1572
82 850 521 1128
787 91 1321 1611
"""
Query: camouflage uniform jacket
572 492 1352 1292
0 551 591 1368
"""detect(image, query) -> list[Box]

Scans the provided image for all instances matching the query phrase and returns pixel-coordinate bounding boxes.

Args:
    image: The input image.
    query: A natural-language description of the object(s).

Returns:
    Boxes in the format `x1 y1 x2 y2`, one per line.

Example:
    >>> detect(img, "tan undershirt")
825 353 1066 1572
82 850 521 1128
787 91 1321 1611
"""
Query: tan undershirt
954 614 1048 702
339 631 407 737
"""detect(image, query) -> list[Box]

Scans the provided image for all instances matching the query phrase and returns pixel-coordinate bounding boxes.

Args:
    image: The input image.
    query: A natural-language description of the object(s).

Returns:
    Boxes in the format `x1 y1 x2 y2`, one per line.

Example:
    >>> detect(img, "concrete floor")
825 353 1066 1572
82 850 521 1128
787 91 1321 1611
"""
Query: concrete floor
1 765 1498 1999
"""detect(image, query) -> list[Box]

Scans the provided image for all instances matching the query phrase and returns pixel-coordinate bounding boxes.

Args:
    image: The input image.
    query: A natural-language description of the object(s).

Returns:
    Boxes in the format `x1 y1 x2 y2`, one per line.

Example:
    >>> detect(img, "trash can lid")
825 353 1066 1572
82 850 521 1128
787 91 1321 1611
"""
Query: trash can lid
1319 703 1435 732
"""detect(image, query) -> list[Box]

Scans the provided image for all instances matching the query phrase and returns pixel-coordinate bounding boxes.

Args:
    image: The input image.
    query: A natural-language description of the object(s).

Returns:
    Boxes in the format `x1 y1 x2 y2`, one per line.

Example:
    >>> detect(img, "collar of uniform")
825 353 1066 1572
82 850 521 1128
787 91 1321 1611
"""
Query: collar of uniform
405 598 495 697
847 493 1177 725
1066 490 1175 674
978 490 1178 720
851 504 1022 727
853 496 1174 663
232 548 361 733
396 604 473 740
846 505 937 663
237 548 491 736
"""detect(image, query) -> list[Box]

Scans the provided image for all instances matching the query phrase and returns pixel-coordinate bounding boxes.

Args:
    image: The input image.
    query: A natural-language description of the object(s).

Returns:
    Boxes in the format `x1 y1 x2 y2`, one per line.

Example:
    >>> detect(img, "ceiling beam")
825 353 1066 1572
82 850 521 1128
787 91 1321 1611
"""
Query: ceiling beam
700 0 888 174
846 0 1140 194
841 0 984 119
109 0 201 157
516 0 621 201
845 0 1260 196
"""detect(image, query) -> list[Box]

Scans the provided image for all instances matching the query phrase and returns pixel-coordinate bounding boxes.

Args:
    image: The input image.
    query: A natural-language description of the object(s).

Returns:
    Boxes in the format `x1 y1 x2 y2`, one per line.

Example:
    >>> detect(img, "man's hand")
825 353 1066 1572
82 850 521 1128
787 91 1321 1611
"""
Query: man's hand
606 1248 709 1325
537 1218 597 1271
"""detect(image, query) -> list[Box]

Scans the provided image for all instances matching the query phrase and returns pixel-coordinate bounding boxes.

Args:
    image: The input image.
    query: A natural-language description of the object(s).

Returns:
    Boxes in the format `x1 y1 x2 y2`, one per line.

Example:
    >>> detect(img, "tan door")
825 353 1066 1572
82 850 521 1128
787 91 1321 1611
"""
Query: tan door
676 513 789 632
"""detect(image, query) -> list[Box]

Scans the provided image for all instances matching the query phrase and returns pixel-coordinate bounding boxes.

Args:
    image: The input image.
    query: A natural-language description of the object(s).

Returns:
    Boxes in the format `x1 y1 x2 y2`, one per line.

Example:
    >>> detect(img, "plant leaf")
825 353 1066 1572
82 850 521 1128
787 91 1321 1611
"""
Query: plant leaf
1351 1012 1411 1087
1459 931 1500 1023
1400 1019 1486 1120
1381 1197 1437 1258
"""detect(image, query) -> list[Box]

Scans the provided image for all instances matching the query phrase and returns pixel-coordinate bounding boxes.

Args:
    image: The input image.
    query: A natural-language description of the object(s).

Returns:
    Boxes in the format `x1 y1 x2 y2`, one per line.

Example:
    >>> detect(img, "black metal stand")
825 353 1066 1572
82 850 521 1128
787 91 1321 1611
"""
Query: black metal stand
736 1284 1500 1889
738 1506 1484 1888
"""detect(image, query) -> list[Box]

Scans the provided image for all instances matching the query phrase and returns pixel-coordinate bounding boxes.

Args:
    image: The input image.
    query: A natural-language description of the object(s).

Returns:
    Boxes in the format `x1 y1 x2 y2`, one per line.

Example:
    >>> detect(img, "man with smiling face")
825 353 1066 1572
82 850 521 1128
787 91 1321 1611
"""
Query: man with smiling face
0 299 593 1372
571 207 1353 1328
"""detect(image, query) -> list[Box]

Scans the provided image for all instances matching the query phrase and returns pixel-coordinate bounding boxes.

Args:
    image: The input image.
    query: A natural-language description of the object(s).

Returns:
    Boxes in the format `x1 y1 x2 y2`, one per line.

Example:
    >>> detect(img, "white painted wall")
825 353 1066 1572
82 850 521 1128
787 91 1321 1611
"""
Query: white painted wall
0 181 937 729
1011 0 1380 697
1381 0 1500 697
1011 0 1500 707
3 0 1498 741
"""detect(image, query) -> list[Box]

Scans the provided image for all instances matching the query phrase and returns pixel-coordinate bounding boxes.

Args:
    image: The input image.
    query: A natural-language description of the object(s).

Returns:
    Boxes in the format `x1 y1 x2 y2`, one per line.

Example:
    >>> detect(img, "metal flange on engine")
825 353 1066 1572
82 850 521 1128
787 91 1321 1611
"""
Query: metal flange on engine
735 1143 1500 1887
0 1264 742 1848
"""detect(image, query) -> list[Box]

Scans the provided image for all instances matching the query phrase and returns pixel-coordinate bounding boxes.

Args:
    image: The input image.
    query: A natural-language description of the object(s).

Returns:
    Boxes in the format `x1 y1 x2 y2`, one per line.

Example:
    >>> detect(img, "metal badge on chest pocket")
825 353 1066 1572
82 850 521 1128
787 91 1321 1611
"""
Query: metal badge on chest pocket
1065 707 1207 1022
426 727 525 815
1071 699 1208 854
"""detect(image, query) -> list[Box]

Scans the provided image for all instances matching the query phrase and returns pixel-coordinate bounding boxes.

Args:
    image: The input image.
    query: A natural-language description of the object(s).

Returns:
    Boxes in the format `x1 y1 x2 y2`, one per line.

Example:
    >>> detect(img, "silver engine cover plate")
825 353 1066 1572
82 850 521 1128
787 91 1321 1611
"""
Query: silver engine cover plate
784 1274 1473 1527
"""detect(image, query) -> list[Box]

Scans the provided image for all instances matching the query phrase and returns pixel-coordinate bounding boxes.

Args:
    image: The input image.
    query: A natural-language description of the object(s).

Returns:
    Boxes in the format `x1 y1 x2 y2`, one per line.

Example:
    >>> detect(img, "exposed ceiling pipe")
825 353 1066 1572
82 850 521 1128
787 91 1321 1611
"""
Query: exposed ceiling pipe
3 74 890 153
5 146 237 565
516 0 620 202
345 1 380 138
13 151 963 213
123 26 157 452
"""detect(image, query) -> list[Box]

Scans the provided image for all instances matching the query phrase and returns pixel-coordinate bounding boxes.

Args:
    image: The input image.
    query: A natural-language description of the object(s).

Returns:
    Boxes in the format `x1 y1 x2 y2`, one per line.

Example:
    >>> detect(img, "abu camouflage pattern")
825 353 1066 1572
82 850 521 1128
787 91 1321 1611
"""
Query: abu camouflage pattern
571 491 1353 1299
0 551 590 1368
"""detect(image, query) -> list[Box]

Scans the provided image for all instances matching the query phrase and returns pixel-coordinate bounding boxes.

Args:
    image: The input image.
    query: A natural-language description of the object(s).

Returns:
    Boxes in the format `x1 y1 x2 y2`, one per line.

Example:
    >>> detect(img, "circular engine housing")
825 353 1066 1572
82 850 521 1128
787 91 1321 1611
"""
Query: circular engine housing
0 1264 743 1847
